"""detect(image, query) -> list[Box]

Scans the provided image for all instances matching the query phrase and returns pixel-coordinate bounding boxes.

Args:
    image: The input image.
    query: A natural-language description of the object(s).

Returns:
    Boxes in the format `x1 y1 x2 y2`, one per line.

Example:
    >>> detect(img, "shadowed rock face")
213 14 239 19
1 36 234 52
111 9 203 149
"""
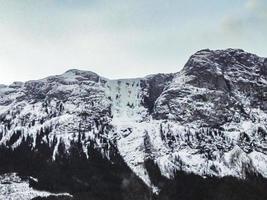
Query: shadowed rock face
141 73 175 113
0 49 267 200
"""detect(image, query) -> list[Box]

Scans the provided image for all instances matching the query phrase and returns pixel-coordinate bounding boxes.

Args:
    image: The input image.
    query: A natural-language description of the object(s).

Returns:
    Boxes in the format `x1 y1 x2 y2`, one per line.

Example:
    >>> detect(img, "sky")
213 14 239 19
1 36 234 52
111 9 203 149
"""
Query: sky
0 0 267 84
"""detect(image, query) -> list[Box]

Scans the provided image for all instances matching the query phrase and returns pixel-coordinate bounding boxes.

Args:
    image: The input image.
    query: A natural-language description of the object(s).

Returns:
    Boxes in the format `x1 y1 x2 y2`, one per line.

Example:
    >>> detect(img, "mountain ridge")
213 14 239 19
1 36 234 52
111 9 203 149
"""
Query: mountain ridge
0 48 267 200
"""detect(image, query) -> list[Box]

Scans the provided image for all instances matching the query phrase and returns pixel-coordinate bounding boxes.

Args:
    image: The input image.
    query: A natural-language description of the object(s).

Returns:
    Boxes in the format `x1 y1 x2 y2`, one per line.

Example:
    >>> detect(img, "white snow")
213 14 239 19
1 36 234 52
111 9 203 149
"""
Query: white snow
0 173 72 200
0 64 267 194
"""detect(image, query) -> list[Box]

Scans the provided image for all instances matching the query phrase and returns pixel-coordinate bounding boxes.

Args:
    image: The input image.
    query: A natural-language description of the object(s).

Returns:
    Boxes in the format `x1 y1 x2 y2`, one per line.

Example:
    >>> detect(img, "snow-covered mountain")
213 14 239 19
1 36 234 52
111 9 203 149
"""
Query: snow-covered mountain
0 48 267 200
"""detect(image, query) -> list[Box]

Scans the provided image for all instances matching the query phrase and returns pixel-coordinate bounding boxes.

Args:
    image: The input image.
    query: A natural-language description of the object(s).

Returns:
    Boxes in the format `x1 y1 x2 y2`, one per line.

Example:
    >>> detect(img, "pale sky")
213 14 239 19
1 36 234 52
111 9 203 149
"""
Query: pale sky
0 0 266 84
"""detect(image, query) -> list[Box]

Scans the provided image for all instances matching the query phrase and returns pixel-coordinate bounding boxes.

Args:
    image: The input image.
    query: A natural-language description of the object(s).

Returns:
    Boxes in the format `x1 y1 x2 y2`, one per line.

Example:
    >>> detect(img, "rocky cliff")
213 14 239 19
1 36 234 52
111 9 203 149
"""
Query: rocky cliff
0 48 267 200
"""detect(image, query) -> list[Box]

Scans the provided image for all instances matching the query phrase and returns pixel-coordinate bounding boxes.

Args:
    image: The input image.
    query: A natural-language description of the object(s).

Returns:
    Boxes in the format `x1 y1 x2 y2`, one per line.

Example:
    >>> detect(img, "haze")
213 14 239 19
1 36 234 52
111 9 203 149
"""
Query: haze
0 0 266 84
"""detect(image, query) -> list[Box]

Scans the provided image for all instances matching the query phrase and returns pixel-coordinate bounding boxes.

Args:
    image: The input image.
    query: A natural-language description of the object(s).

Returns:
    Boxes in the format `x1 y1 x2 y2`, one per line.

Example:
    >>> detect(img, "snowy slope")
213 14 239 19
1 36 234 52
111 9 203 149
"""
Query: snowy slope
0 173 71 200
0 49 267 194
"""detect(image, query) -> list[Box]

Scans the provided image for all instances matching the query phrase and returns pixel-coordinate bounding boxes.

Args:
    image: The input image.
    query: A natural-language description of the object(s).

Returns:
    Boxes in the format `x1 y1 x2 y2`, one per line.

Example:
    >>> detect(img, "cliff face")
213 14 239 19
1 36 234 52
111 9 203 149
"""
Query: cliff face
0 49 267 200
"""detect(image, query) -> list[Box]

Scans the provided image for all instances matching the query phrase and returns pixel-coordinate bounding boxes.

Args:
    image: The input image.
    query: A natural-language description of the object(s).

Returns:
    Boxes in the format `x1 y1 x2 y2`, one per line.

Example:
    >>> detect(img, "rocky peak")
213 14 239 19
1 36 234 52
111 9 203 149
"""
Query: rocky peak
183 49 265 83
154 48 267 125
63 69 101 81
184 48 263 70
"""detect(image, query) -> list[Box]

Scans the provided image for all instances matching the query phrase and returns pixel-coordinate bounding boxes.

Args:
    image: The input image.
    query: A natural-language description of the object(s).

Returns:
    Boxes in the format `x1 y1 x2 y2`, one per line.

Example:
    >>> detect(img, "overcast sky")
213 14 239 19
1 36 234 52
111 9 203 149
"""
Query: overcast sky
0 0 266 84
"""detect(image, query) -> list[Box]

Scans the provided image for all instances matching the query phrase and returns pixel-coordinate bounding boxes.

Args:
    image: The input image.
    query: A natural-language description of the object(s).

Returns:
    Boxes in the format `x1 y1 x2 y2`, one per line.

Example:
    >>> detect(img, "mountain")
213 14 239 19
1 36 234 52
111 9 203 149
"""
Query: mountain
0 48 267 200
